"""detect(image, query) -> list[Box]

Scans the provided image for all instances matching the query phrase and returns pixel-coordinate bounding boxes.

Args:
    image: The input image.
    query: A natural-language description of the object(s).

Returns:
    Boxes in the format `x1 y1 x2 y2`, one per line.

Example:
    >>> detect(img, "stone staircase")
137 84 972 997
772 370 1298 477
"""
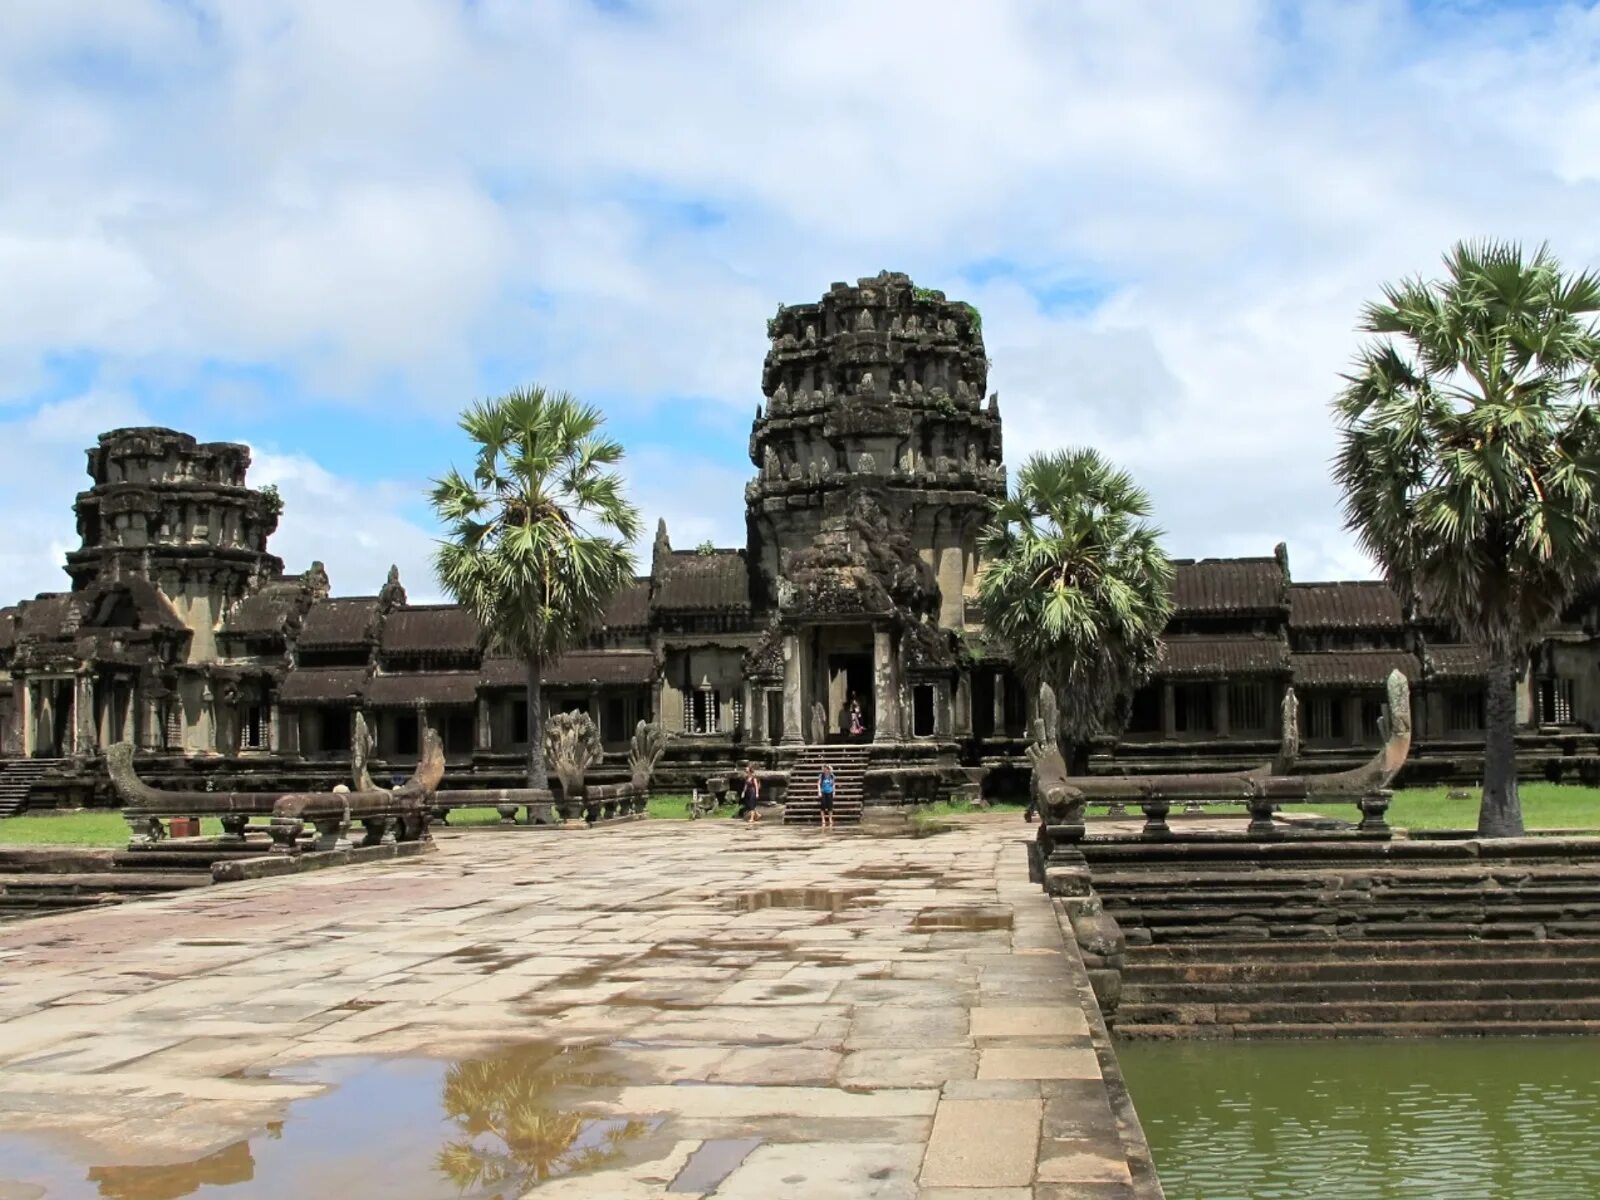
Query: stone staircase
0 759 55 818
782 745 868 825
0 845 229 922
1084 837 1600 1038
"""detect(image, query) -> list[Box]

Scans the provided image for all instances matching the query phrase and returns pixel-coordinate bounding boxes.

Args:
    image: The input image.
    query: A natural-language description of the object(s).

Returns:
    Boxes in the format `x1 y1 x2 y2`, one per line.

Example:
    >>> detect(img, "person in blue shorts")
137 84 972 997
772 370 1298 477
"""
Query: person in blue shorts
817 764 836 831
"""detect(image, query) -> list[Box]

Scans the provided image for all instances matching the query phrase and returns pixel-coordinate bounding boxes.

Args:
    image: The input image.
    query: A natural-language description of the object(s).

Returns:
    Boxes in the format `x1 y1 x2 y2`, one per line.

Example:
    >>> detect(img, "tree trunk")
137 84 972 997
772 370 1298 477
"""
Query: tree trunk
1477 649 1524 838
526 659 547 791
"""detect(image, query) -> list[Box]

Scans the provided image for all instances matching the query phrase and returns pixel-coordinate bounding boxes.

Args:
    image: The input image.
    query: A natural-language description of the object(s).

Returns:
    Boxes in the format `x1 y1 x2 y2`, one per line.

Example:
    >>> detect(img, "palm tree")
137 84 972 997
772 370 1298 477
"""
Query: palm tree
1333 240 1600 837
430 387 641 790
978 448 1175 766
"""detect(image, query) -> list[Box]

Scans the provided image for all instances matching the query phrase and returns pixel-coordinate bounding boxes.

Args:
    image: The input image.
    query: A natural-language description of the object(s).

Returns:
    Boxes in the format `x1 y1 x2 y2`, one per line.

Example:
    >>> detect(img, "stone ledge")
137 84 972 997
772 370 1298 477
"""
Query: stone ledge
209 839 434 882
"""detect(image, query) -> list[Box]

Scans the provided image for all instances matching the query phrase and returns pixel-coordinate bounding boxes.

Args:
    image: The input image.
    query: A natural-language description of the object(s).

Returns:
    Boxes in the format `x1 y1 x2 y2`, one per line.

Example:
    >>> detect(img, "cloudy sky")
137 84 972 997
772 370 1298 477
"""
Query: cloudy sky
4 0 1600 603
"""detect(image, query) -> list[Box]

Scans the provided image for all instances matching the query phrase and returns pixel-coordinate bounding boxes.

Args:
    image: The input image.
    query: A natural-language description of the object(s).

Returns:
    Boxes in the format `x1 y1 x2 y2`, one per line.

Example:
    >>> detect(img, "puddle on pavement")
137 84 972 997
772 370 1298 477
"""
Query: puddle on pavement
0 1042 667 1199
667 1137 764 1192
911 907 1014 932
732 886 876 913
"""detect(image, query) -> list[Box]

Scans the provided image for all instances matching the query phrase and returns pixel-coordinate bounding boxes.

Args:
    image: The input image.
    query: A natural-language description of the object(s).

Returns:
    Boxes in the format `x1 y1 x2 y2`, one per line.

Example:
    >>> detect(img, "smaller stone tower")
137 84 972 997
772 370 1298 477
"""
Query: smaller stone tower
66 428 284 661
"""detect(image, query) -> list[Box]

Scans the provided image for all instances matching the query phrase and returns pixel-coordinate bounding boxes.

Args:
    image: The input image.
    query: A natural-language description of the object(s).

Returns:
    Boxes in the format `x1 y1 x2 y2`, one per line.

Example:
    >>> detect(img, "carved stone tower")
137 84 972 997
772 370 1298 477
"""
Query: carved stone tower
745 271 1005 628
66 428 284 661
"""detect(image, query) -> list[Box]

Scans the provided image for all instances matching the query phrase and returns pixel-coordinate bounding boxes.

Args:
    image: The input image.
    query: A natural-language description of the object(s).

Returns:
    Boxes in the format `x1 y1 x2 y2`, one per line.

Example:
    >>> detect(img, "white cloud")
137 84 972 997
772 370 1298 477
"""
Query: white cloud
4 0 1600 593
247 449 441 601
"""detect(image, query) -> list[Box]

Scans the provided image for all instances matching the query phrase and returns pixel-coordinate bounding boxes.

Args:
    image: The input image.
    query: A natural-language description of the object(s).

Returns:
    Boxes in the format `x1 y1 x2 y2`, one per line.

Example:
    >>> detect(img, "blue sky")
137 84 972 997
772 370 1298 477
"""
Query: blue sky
3 0 1600 603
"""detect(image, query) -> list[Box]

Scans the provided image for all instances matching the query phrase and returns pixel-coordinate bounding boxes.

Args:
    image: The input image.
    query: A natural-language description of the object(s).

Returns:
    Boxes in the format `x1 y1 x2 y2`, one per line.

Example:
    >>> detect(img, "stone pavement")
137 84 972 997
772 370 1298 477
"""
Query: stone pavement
0 816 1159 1199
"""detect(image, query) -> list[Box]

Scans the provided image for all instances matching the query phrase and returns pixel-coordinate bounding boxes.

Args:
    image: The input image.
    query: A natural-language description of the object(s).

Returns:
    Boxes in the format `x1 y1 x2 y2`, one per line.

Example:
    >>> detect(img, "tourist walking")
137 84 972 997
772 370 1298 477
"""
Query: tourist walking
738 764 763 824
817 764 837 831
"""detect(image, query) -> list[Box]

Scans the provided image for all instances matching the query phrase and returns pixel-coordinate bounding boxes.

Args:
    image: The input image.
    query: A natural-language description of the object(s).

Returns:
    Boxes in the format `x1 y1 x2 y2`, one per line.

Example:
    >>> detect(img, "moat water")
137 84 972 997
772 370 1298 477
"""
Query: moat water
1119 1037 1600 1200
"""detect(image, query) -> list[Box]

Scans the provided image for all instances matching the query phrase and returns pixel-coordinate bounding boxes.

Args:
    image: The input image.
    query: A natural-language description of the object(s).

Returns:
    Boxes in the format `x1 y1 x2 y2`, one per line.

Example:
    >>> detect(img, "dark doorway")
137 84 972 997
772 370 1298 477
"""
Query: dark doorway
766 690 784 743
912 685 936 737
829 654 873 739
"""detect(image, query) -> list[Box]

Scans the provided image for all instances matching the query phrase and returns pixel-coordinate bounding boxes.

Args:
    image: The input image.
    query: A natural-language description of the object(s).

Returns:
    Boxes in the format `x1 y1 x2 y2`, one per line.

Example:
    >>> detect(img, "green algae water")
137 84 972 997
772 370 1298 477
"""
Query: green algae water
1119 1038 1600 1200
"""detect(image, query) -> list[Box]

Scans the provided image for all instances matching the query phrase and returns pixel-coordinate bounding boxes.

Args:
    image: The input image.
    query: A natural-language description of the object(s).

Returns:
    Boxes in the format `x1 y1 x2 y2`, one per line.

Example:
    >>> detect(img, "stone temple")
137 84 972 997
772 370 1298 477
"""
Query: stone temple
4 271 1600 809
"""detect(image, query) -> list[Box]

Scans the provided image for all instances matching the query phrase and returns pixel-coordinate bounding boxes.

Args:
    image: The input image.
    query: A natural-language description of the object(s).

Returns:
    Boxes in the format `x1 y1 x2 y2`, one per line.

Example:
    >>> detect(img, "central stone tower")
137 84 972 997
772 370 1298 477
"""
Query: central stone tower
745 271 1006 628
743 272 1007 749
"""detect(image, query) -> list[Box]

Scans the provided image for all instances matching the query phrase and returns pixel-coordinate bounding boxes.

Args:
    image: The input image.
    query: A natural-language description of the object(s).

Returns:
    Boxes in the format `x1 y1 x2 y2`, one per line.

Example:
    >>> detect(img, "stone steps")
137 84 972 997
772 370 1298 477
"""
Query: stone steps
1125 955 1600 983
1088 840 1600 1037
0 759 54 818
1122 977 1598 1004
1129 936 1600 961
784 747 870 826
1117 1019 1600 1040
1116 997 1600 1026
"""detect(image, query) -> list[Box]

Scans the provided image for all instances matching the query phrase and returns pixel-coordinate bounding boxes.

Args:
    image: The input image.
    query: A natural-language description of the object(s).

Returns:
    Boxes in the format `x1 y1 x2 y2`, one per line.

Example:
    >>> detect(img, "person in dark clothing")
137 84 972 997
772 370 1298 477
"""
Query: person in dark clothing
738 764 763 824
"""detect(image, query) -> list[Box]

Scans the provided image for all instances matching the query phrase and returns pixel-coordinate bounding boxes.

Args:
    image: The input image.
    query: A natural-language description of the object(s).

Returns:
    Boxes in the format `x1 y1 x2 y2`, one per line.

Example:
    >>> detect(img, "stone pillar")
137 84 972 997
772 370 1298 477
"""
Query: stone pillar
1161 683 1176 738
954 672 972 738
781 634 803 745
1214 682 1230 739
73 673 95 755
418 702 430 757
992 669 1006 737
476 696 492 752
741 681 754 741
18 679 31 758
874 629 900 743
267 702 280 754
1344 694 1363 746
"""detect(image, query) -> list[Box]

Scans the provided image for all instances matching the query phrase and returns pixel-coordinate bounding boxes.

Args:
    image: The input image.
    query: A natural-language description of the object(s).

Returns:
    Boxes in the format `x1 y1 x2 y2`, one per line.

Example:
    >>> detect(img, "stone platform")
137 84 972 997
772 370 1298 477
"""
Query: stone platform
0 816 1159 1199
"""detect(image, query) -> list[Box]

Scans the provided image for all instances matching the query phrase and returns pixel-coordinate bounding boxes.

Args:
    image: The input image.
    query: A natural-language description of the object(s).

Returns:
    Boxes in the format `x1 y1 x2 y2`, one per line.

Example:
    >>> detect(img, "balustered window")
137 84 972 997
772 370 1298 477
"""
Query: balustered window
690 688 720 734
1538 678 1575 725
1228 683 1270 733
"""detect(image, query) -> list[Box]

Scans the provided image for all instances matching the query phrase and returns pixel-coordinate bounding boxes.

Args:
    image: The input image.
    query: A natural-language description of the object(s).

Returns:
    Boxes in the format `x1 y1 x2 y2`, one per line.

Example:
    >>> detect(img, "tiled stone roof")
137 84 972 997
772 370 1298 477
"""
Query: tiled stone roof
1159 636 1289 677
366 671 479 707
1172 558 1286 615
602 580 650 628
298 597 380 648
1291 650 1420 688
653 551 750 613
1425 644 1491 683
277 666 368 704
481 650 655 688
222 581 306 637
381 606 482 656
1289 581 1404 630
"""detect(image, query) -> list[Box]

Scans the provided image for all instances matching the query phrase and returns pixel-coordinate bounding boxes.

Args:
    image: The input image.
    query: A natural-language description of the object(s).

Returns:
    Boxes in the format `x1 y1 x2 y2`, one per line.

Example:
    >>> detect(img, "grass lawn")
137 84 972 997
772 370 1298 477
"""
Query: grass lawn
1386 783 1600 831
0 811 226 847
9 785 1600 846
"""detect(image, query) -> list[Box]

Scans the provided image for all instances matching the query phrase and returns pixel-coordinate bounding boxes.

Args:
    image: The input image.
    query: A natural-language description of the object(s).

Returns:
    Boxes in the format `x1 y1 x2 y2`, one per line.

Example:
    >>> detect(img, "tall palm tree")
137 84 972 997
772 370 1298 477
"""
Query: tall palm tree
430 387 641 790
978 448 1175 765
1333 240 1600 837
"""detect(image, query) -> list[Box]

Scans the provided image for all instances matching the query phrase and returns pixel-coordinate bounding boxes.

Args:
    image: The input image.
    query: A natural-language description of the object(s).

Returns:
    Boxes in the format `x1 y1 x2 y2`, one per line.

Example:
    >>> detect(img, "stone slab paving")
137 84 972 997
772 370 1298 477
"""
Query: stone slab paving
0 816 1158 1198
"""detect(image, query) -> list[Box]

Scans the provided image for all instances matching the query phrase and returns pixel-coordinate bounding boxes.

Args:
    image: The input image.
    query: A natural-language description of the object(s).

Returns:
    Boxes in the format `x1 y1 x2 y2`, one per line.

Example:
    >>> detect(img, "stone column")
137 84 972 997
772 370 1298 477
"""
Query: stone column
874 629 900 743
1214 682 1230 739
73 673 95 755
991 669 1006 737
1161 683 1176 738
267 702 280 754
1344 694 1363 746
417 702 430 757
954 672 972 738
476 696 492 753
18 679 31 758
781 634 803 745
741 680 754 741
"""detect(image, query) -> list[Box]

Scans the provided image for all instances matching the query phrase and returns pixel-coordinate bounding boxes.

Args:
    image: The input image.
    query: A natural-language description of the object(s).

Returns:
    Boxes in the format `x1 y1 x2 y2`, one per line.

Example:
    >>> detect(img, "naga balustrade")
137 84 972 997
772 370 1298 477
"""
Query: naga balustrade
1034 671 1412 861
105 729 443 853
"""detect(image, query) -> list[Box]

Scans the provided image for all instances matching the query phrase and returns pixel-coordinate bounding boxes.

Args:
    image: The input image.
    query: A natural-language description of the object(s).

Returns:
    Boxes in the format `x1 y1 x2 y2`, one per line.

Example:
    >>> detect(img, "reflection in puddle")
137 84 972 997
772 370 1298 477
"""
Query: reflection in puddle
733 887 875 913
911 907 1014 932
0 1043 660 1200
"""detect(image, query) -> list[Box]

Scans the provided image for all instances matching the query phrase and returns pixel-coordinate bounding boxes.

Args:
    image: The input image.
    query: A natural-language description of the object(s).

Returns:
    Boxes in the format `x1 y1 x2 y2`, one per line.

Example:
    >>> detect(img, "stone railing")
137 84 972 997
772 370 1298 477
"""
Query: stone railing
105 729 443 854
1036 670 1412 865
